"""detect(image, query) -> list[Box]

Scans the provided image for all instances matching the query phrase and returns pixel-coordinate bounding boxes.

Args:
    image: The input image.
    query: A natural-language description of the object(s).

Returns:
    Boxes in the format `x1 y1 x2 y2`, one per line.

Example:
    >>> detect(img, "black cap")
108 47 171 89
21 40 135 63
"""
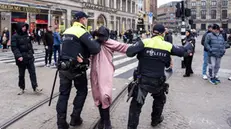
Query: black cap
74 11 89 19
153 24 165 34
212 24 220 30
208 24 212 28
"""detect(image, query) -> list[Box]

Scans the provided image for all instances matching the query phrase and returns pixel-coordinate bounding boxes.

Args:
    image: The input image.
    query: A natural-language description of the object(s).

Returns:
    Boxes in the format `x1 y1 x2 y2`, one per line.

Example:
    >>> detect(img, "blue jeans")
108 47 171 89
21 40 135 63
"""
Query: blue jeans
53 45 60 63
202 51 208 75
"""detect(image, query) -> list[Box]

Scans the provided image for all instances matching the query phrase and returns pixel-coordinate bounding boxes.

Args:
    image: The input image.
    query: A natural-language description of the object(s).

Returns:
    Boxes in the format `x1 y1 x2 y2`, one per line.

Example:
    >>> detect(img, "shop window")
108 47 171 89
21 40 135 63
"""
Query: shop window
11 12 27 23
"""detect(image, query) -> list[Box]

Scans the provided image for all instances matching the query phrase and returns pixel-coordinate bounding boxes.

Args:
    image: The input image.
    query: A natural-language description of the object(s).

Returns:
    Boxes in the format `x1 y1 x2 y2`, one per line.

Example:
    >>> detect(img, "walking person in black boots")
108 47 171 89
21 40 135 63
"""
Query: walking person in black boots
44 26 54 67
183 30 195 77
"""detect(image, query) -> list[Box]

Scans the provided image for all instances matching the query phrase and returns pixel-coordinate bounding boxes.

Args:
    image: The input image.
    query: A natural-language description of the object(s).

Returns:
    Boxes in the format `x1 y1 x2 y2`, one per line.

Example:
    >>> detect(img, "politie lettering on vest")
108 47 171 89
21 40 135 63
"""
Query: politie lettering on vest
146 49 167 57
126 24 193 129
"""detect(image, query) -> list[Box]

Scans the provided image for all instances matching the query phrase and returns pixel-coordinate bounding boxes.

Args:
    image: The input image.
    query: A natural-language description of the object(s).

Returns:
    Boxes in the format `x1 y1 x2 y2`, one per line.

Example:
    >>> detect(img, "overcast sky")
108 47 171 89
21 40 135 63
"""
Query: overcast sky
158 0 181 7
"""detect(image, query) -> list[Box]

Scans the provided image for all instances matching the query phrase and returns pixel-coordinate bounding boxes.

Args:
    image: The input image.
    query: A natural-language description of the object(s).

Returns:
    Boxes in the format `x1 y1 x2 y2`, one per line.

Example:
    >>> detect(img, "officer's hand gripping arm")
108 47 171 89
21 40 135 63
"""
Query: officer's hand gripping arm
126 40 144 57
79 32 101 55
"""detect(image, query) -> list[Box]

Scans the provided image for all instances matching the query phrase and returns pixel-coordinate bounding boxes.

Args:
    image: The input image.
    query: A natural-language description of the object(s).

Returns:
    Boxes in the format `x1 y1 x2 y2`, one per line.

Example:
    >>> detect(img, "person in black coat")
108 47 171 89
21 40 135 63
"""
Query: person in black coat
11 22 42 95
44 26 54 67
220 28 227 41
164 28 173 44
183 30 195 77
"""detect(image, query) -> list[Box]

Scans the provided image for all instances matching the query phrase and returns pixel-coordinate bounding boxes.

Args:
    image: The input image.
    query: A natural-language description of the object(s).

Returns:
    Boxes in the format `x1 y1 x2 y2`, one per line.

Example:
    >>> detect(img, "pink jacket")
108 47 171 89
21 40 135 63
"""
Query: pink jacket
90 39 128 109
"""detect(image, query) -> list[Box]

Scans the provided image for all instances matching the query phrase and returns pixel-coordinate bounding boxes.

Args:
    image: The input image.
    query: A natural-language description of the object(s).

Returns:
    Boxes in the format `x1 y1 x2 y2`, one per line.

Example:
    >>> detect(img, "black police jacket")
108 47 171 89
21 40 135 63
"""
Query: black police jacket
126 35 189 78
11 22 34 65
60 22 101 61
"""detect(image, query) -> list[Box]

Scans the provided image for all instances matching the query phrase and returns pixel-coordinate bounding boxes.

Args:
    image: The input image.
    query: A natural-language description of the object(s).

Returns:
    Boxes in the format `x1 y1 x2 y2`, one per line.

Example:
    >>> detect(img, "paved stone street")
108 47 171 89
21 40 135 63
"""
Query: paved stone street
0 35 231 129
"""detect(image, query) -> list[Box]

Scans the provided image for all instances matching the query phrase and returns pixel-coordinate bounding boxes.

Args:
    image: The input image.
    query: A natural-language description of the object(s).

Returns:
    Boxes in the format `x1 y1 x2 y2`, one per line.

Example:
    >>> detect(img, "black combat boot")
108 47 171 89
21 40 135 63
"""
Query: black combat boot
57 115 69 129
98 105 104 129
70 110 83 126
102 107 112 129
151 116 164 127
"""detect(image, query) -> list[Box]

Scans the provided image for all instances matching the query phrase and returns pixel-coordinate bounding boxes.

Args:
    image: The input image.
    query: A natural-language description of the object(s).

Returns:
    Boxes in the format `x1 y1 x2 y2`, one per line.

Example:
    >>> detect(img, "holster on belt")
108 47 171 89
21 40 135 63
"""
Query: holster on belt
57 59 89 73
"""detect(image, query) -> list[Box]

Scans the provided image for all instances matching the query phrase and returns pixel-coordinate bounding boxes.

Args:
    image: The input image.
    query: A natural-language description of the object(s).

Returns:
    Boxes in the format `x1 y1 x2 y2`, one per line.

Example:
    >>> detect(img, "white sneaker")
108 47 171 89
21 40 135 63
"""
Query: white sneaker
46 64 50 67
228 77 231 81
34 88 43 93
18 89 25 95
202 75 208 80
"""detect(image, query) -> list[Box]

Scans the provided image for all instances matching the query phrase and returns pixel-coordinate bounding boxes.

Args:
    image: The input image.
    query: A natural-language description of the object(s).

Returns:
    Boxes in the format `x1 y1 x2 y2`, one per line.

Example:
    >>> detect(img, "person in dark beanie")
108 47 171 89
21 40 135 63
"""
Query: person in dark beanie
205 24 226 85
11 22 42 95
44 26 54 67
182 30 195 77
201 25 212 80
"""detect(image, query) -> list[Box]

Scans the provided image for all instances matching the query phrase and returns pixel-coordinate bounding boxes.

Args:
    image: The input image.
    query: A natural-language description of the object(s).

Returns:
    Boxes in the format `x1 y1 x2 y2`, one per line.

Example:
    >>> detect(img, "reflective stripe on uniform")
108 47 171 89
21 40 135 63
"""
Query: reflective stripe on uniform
143 36 173 52
63 22 87 38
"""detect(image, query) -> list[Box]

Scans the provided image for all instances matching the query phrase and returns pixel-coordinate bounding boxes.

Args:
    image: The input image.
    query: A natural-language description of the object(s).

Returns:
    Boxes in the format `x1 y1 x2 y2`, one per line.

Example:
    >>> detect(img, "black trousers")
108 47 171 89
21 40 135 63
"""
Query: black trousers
56 70 88 122
45 47 53 65
17 59 38 90
127 85 166 129
184 56 193 75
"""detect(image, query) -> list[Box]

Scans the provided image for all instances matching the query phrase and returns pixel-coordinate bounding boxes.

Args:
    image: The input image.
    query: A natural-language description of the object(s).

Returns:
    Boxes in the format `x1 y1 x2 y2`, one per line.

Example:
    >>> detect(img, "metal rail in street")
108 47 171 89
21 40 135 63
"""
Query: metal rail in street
0 79 132 129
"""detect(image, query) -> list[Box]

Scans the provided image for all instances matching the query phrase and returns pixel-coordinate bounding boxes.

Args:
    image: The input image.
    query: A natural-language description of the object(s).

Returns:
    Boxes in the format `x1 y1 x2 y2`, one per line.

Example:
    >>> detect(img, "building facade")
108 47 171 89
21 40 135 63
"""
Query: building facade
157 1 180 31
188 0 231 32
0 0 138 36
0 0 65 36
39 0 138 33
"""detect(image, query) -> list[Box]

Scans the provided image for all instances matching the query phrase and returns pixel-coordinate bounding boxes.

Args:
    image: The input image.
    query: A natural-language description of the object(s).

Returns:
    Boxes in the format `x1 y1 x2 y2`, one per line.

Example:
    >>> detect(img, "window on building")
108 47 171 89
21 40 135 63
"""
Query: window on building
117 0 120 10
98 0 105 6
192 2 196 7
122 0 126 12
201 1 206 7
211 10 216 19
110 0 114 8
88 0 94 3
222 0 228 6
201 10 206 19
211 1 216 6
222 10 227 19
132 2 135 13
191 24 196 29
201 24 206 30
127 0 131 13
191 10 196 19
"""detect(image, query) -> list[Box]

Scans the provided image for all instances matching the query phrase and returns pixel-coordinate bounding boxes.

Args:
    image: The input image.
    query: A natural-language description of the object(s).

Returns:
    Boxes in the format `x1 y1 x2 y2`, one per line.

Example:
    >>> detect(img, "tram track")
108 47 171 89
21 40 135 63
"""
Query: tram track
0 78 132 129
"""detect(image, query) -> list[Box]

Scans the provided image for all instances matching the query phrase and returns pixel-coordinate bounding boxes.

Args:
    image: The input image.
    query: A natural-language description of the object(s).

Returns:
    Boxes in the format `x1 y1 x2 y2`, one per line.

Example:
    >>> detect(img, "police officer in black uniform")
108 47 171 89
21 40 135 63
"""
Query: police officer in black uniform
56 12 101 129
126 24 193 129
